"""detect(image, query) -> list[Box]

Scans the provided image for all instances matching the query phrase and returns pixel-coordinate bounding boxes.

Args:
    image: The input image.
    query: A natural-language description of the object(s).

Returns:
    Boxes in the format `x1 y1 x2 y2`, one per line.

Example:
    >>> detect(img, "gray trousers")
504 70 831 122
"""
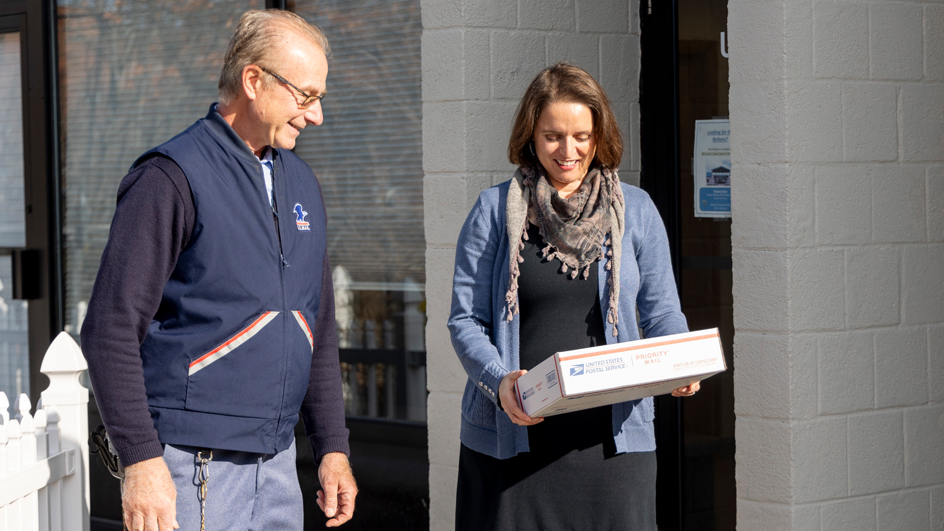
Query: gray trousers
163 440 304 531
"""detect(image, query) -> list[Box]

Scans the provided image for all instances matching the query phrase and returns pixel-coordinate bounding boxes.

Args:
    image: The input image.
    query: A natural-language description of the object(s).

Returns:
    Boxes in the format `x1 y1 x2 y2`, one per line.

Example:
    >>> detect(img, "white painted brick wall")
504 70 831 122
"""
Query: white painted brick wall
812 1 870 79
901 85 944 162
818 331 875 414
732 332 791 419
844 248 899 327
929 167 944 242
848 411 905 495
820 498 876 531
787 165 817 248
519 0 574 31
788 249 845 331
731 0 944 528
728 82 787 164
814 165 872 245
901 245 944 324
789 333 820 420
785 80 843 163
792 418 848 503
872 167 926 243
873 328 928 408
869 4 923 82
876 490 930 531
728 2 785 84
932 485 944 531
736 501 792 531
735 417 794 503
931 325 944 404
547 34 599 78
731 164 790 248
927 6 944 82
793 505 821 531
731 250 790 330
422 1 641 528
841 83 898 162
904 405 944 487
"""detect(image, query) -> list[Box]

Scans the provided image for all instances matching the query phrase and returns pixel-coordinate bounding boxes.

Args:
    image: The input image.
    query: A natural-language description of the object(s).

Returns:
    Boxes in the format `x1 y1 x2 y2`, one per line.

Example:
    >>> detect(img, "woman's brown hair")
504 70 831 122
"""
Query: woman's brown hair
508 62 622 169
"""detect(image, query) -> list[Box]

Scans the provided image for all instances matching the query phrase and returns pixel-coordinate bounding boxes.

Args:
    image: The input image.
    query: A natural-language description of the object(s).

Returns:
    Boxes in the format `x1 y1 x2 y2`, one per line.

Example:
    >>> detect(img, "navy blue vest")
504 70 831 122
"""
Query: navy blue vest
136 106 327 454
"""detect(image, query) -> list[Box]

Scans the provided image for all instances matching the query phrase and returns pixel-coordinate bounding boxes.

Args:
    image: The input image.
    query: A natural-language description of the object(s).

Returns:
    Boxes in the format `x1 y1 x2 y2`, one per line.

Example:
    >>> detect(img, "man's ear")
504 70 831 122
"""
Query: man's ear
242 65 263 102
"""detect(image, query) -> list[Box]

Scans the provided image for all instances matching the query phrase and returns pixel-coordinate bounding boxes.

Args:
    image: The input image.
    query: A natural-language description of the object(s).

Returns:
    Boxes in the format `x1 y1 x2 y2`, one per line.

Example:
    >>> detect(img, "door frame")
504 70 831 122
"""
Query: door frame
639 1 685 529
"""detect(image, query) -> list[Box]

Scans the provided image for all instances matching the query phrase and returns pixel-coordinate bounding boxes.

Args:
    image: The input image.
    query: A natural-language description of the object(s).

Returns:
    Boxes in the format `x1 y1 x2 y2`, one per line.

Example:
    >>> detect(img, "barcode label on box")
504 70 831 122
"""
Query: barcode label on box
546 370 558 388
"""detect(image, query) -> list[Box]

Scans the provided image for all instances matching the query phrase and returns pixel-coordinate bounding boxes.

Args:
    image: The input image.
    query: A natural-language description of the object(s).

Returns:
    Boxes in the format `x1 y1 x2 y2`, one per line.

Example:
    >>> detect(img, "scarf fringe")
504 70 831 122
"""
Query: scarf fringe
505 218 530 321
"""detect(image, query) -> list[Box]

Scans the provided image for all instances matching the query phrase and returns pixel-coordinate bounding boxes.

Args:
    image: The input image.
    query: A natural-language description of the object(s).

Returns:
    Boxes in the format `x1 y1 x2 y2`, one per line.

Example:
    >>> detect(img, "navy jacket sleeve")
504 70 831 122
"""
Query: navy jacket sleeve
81 155 194 467
300 253 351 461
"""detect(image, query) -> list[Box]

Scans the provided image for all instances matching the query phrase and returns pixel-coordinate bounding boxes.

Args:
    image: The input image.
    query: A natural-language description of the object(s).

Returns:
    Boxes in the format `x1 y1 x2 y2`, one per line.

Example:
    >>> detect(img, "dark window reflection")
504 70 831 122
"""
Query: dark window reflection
294 0 427 426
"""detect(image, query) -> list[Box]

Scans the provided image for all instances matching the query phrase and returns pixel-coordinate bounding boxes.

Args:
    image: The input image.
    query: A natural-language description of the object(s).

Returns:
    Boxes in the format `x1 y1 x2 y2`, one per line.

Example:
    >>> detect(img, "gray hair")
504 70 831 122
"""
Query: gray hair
218 10 330 105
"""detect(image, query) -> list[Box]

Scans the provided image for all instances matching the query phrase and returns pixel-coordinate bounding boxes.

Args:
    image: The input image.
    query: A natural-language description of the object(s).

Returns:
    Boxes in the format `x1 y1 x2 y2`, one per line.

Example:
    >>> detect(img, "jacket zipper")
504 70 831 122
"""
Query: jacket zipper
272 157 291 444
270 162 287 268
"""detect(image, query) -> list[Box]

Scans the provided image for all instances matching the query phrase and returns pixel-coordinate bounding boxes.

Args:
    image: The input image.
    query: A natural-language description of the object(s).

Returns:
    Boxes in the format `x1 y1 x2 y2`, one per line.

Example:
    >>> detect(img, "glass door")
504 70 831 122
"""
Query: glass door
677 0 735 528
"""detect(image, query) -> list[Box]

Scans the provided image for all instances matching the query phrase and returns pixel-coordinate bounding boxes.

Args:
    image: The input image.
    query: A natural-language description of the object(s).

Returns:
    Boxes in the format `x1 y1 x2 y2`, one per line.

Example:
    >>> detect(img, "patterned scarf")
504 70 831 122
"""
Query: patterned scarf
504 165 625 336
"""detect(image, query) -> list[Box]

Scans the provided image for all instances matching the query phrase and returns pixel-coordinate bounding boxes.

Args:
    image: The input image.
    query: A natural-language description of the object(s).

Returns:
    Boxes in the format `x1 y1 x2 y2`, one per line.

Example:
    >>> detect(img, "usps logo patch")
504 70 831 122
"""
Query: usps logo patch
293 204 310 231
569 364 585 377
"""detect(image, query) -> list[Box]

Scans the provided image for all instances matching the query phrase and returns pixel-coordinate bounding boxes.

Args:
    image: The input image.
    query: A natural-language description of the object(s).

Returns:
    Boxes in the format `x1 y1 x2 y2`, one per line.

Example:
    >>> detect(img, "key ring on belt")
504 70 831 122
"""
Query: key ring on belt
197 449 213 531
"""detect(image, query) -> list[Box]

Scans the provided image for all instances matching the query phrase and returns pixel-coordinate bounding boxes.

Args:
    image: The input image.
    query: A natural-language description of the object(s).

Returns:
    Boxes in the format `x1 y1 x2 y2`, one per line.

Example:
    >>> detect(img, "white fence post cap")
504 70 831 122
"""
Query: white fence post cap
40 332 88 374
40 332 89 407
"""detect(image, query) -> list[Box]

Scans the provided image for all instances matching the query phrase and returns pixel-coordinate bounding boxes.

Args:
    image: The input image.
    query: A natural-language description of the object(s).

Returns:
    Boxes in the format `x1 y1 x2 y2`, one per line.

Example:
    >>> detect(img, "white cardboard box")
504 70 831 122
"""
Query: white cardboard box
515 328 726 418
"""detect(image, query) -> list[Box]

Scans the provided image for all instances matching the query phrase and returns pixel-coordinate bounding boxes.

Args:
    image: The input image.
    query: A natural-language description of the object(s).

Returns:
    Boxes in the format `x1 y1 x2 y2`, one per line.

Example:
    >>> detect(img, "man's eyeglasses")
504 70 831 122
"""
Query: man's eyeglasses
260 67 324 107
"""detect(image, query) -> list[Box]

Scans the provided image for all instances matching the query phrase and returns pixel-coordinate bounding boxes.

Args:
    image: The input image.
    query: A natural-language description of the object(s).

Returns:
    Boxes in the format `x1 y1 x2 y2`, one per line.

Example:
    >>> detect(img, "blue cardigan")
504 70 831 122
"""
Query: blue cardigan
448 179 688 459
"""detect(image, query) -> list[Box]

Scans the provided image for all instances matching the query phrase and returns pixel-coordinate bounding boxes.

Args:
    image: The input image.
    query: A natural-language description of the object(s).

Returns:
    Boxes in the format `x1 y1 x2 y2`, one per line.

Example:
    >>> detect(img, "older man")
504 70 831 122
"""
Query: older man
82 10 355 531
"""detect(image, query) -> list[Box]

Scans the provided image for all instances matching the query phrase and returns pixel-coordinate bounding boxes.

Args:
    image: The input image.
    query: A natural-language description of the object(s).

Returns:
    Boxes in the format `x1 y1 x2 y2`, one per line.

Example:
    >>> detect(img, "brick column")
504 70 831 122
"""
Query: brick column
729 1 944 529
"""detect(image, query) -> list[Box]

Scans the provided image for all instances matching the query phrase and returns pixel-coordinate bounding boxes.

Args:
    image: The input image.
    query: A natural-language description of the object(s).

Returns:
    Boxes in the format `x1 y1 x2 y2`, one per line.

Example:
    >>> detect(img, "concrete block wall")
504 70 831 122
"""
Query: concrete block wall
422 1 641 528
730 1 944 529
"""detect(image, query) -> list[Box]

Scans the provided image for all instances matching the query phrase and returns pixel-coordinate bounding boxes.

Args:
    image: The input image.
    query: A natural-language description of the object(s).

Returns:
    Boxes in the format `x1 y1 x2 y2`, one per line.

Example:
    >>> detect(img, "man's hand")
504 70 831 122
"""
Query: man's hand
499 370 543 426
121 456 178 531
317 452 357 527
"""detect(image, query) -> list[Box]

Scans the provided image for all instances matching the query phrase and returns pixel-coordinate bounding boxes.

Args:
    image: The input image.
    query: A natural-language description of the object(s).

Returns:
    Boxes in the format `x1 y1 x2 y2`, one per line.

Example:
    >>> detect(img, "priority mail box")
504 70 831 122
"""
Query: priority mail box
515 329 726 418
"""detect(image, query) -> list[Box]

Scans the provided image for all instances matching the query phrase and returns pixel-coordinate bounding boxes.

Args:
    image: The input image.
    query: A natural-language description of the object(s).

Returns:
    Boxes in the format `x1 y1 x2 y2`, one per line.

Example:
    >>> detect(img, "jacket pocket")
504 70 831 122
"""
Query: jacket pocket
280 310 316 415
185 311 284 418
290 310 314 352
188 311 280 375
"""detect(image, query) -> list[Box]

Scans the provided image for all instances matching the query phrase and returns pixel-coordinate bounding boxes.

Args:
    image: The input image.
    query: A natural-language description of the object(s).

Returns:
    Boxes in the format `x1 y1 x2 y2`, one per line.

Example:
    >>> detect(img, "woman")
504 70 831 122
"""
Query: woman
447 63 699 530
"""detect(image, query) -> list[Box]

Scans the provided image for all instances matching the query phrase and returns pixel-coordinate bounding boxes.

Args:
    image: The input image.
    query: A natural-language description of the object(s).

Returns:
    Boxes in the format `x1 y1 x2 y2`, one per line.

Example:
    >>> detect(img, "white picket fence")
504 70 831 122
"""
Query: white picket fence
0 332 90 531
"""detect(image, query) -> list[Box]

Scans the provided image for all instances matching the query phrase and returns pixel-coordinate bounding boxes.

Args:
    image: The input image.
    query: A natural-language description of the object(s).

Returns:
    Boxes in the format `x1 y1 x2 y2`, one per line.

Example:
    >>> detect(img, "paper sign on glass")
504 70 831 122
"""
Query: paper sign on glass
693 119 731 218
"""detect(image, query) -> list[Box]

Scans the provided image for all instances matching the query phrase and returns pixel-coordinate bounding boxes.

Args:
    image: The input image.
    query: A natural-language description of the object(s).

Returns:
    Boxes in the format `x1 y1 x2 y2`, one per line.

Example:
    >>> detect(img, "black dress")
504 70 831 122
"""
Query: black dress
456 223 657 531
